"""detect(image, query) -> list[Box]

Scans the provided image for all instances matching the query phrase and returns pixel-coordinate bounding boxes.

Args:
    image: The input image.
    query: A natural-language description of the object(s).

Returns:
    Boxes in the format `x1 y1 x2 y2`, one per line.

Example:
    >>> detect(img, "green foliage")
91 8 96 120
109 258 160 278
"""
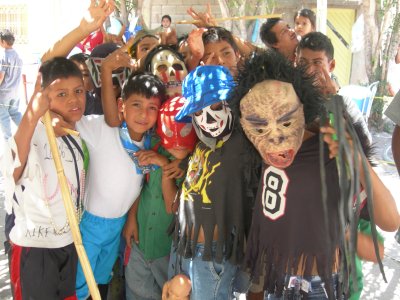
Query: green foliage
114 0 136 15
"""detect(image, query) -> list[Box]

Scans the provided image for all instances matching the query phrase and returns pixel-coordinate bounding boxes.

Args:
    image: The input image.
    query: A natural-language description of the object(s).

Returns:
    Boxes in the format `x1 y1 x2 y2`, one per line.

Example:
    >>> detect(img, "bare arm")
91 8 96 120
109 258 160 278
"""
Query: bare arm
357 231 384 262
0 71 4 85
395 45 400 64
360 162 400 232
321 125 400 232
122 197 140 247
161 170 178 214
392 125 400 176
13 74 51 182
100 47 132 127
41 0 114 62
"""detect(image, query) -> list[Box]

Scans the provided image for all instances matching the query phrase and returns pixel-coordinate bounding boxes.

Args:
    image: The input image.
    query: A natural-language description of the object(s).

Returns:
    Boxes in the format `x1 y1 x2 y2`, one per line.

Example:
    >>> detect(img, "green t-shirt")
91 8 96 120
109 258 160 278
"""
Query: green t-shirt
137 138 181 260
349 219 384 300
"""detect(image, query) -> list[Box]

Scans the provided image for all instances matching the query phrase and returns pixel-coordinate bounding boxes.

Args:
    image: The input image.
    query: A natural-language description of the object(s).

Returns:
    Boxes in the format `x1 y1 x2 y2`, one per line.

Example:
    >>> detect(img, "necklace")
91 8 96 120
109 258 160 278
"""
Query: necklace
42 136 87 235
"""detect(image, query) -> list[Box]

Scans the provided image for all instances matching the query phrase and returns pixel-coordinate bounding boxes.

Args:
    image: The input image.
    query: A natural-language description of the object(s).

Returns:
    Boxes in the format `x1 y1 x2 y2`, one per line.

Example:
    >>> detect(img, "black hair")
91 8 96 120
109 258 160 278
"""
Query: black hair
177 34 188 47
161 15 171 23
297 32 334 61
121 71 166 104
202 26 239 52
294 8 316 29
143 45 185 73
230 50 325 126
69 53 89 65
39 57 83 89
0 29 15 46
259 18 282 48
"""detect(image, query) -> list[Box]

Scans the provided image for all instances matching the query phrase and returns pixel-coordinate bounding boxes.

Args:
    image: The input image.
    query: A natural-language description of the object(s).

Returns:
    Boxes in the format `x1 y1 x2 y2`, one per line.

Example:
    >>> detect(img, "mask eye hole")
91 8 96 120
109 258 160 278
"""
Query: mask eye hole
283 122 291 127
172 63 183 71
163 124 173 137
210 102 223 111
157 65 168 72
180 123 193 137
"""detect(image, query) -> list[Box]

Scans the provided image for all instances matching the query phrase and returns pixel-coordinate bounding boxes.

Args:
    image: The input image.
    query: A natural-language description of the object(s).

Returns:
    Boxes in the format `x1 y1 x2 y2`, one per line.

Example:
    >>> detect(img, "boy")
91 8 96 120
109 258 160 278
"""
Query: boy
101 45 197 299
296 31 372 146
0 29 23 139
1 57 86 300
232 50 398 299
259 18 298 62
171 65 260 299
74 72 166 300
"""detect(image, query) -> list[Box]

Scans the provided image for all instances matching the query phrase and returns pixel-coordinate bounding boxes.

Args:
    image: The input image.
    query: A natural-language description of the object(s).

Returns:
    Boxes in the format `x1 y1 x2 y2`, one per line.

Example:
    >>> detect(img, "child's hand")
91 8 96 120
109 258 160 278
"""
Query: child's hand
46 111 74 137
80 0 115 36
122 214 139 247
316 67 339 96
320 125 339 159
27 73 51 121
187 4 217 28
101 48 133 73
188 28 207 60
163 159 185 179
135 150 169 168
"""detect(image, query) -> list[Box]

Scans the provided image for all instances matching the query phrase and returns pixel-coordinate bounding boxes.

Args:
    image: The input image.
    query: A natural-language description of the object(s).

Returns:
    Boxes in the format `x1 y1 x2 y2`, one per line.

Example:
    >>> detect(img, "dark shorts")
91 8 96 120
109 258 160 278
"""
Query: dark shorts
10 243 78 300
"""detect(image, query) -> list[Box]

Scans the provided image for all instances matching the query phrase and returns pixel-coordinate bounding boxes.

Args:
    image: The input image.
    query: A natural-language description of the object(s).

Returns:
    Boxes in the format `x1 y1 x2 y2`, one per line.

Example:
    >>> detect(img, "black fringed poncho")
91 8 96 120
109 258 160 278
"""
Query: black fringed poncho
245 134 341 297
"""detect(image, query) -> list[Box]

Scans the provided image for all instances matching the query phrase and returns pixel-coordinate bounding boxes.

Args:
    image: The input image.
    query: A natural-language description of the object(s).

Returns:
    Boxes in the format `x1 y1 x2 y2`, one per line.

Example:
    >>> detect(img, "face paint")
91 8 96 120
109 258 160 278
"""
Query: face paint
157 96 198 152
193 101 234 139
240 80 305 169
150 49 188 97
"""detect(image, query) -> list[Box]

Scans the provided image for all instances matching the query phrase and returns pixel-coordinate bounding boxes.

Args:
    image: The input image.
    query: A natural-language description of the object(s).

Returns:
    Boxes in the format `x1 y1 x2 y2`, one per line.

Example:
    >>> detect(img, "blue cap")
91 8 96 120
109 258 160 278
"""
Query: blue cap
175 65 235 123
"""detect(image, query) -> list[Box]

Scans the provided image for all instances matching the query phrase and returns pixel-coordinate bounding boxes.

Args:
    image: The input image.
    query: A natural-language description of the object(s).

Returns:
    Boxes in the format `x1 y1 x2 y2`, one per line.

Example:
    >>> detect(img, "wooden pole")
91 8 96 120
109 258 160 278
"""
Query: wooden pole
176 13 282 25
42 111 100 300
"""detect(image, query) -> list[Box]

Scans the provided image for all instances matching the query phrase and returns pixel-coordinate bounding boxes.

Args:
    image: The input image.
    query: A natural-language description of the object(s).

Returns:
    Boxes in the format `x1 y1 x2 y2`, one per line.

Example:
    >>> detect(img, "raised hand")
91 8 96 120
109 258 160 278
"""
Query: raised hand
187 4 217 28
80 0 115 36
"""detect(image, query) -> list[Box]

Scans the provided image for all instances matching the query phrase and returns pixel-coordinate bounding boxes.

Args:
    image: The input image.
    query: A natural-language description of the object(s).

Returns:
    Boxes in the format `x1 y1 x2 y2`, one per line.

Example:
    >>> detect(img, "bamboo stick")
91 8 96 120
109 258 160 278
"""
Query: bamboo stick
42 111 100 300
176 14 282 24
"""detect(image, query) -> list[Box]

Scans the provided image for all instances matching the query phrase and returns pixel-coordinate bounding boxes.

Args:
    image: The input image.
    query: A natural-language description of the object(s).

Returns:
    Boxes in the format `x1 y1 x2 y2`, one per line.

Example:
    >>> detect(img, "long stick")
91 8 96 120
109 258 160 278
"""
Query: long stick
42 111 100 300
176 14 282 24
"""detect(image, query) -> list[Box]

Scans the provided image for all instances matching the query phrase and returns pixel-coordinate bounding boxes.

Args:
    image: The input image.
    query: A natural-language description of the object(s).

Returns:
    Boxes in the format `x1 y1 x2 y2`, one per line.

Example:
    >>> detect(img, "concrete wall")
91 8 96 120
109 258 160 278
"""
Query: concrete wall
142 0 222 37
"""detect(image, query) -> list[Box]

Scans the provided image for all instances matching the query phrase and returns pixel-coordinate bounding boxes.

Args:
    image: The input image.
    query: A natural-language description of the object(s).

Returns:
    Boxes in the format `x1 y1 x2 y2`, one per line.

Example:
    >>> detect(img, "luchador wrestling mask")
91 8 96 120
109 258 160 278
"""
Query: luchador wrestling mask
157 96 197 151
174 65 236 147
148 47 187 97
87 43 130 88
193 101 234 139
240 80 305 169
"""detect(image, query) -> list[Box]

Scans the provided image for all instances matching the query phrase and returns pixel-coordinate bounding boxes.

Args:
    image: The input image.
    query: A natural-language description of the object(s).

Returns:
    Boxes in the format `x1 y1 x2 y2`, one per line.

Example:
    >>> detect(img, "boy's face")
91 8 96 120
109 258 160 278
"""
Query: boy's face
136 37 159 61
119 94 161 141
162 18 171 29
202 41 240 77
240 80 305 169
48 76 85 127
73 61 94 92
294 16 314 38
296 48 335 88
271 21 298 59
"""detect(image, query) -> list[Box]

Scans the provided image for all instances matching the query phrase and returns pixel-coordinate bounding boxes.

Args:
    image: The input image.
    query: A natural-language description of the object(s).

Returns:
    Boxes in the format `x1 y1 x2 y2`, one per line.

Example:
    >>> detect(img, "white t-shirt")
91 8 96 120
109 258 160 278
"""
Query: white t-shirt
77 115 143 218
2 123 84 248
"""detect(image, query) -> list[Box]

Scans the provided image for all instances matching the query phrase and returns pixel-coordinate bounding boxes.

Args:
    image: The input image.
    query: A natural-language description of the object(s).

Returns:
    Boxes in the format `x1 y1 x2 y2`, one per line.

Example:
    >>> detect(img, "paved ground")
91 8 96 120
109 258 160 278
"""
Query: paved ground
0 130 399 300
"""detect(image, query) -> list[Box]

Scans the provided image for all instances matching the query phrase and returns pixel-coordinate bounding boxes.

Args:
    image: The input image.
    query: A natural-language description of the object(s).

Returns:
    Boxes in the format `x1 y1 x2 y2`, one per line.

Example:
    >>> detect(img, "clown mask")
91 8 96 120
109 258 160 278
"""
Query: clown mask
193 101 234 140
150 49 187 97
240 80 305 169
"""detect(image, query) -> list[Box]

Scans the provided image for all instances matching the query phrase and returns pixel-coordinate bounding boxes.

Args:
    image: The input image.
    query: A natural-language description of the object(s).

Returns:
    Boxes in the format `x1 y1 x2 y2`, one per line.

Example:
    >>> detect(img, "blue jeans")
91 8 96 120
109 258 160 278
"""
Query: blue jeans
0 97 21 139
266 274 339 300
177 243 238 300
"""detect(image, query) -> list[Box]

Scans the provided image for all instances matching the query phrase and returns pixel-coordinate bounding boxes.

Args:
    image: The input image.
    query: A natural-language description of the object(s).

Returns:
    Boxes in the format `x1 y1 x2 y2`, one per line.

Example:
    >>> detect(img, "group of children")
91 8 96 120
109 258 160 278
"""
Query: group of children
1 2 400 300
